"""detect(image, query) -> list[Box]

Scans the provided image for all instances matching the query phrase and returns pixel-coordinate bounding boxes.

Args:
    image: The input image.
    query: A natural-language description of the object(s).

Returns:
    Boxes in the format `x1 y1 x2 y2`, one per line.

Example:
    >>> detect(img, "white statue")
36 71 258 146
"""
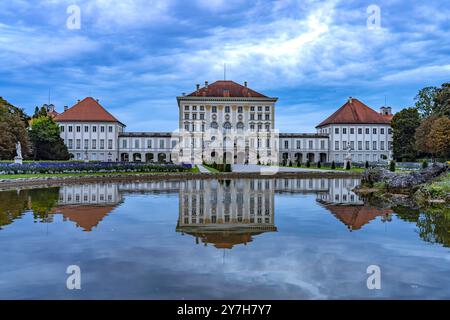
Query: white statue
14 141 23 164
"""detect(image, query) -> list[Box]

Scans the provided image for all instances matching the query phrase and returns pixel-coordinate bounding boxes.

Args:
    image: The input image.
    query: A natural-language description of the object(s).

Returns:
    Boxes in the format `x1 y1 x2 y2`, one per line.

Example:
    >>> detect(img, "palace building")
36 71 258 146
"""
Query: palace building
51 80 393 164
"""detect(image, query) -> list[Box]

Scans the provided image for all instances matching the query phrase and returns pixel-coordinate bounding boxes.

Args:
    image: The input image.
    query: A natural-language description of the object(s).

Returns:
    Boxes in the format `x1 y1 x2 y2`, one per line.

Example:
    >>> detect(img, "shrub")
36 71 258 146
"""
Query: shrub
331 161 336 169
389 160 396 172
345 161 351 170
296 161 301 167
289 160 292 167
317 161 321 168
422 160 429 169
365 161 369 169
306 160 310 168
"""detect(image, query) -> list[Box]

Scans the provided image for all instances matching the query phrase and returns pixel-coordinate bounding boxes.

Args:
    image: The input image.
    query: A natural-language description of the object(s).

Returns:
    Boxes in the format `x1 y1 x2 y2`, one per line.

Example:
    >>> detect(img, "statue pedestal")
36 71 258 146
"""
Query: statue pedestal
14 157 23 165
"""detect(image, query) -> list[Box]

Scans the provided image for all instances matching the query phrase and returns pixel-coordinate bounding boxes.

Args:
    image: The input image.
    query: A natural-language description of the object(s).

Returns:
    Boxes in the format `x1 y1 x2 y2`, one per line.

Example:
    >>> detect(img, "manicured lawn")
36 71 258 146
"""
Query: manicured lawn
0 167 199 180
276 165 365 173
201 164 220 173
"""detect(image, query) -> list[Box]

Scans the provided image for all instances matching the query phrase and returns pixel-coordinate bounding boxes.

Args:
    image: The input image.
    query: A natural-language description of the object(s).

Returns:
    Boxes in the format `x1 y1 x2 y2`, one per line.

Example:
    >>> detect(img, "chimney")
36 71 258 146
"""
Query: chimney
77 99 80 103
196 84 200 91
348 96 353 103
96 99 99 102
182 92 186 97
205 81 209 88
244 81 248 88
64 105 68 112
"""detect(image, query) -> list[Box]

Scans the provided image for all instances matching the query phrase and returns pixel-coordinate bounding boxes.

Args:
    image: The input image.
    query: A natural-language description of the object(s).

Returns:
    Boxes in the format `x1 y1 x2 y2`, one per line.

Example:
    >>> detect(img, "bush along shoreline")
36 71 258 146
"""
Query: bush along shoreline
0 162 191 175
356 163 449 206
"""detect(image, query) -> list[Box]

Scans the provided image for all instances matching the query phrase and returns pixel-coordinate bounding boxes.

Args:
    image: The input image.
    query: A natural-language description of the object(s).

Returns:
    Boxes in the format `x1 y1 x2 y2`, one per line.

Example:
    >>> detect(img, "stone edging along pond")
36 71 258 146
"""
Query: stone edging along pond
0 171 363 189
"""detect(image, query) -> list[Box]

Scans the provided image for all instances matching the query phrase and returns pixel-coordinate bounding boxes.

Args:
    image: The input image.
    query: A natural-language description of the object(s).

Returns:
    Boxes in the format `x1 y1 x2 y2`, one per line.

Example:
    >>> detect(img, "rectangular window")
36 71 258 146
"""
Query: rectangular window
212 106 217 113
388 128 392 134
250 106 255 111
101 126 105 133
381 128 385 134
76 139 81 149
192 113 197 120
100 139 105 149
185 105 189 111
109 126 113 133
358 128 362 134
76 126 81 132
258 106 262 112
342 141 347 150
68 139 73 148
92 139 97 149
365 128 370 134
199 113 204 120
257 114 262 120
200 106 204 111
350 128 354 134
373 128 377 134
358 141 362 150
84 126 89 133
388 141 393 150
250 114 255 120
373 141 377 150
84 139 89 149
265 106 270 112
296 140 301 149
309 140 313 149
68 126 73 132
225 106 230 113
350 141 354 149
265 114 270 120
381 141 385 150
320 140 325 149
147 139 152 149
60 126 65 132
284 141 288 149
135 139 139 149
335 141 339 150
365 141 369 150
160 140 165 149
184 113 189 120
93 126 97 133
343 128 347 134
238 106 243 113
122 140 127 148
192 105 197 111
335 128 339 134
108 139 113 149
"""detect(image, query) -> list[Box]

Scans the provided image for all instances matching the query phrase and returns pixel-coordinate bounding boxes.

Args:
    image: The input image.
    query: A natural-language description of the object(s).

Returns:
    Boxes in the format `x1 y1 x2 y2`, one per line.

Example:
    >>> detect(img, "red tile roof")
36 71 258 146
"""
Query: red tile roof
186 80 268 98
326 205 393 230
55 97 124 125
316 98 391 127
52 205 115 232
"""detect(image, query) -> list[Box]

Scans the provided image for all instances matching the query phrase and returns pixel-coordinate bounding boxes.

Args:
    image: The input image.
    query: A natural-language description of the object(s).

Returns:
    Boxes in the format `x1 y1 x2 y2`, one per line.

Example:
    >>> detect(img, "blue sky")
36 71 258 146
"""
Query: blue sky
0 0 449 132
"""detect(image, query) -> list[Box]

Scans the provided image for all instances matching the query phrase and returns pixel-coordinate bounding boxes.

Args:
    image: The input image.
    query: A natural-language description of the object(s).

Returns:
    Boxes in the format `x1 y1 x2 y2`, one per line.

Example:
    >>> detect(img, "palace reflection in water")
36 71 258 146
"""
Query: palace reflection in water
0 177 398 246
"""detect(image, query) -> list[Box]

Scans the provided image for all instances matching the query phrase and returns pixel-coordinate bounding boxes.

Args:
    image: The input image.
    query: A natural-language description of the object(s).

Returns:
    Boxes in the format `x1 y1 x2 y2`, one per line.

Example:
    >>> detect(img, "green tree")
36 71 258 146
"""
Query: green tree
0 98 29 160
414 86 438 118
391 108 421 161
29 116 70 160
434 83 450 117
429 116 450 159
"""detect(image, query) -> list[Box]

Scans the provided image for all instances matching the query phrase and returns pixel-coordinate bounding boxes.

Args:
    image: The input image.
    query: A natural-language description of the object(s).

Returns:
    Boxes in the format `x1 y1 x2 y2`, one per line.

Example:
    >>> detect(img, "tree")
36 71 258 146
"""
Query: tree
434 83 450 117
414 86 438 118
331 161 336 169
391 108 421 161
29 116 70 160
33 106 48 118
345 161 351 170
428 116 450 159
389 160 396 172
415 115 437 156
0 98 29 160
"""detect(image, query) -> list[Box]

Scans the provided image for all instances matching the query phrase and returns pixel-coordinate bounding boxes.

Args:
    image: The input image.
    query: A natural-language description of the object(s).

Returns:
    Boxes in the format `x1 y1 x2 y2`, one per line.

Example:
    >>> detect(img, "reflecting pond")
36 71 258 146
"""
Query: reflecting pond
0 178 448 299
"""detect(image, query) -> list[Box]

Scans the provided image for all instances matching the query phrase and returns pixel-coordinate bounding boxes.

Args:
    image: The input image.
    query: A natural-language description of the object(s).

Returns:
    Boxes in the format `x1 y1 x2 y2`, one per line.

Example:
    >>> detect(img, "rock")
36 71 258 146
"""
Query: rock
363 163 448 194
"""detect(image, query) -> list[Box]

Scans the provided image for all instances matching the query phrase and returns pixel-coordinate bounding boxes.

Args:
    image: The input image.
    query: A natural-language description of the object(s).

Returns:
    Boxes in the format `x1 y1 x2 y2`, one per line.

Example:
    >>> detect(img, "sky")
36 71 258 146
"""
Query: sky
0 0 449 133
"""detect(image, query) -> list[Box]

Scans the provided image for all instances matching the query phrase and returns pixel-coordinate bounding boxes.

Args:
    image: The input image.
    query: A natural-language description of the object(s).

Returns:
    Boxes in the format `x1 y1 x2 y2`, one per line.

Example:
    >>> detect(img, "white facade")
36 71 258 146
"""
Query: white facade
53 84 393 165
317 123 393 163
59 121 124 161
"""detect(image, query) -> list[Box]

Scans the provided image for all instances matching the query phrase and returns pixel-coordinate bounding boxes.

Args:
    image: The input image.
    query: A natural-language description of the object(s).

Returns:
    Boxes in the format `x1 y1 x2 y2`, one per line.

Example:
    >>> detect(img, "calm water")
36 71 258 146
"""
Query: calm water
0 178 448 299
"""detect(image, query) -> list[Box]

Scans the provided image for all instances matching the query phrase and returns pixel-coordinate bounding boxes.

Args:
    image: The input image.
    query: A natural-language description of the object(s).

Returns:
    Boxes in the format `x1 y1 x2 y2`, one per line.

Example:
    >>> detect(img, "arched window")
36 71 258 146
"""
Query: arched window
236 122 244 130
223 122 232 129
210 121 218 129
